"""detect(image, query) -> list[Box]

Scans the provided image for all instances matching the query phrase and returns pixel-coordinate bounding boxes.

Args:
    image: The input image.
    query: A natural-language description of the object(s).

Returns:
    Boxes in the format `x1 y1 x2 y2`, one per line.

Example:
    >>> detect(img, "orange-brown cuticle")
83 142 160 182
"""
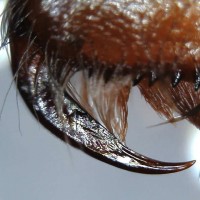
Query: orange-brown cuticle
14 1 200 83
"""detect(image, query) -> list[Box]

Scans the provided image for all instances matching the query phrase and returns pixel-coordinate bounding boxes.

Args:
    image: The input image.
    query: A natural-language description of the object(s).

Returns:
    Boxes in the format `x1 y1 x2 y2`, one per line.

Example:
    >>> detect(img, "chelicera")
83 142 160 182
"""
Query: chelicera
2 0 200 173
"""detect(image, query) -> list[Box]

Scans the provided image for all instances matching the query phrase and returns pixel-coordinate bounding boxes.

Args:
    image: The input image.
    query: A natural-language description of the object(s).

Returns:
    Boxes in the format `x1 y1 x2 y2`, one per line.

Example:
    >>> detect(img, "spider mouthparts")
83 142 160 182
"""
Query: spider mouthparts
6 0 200 176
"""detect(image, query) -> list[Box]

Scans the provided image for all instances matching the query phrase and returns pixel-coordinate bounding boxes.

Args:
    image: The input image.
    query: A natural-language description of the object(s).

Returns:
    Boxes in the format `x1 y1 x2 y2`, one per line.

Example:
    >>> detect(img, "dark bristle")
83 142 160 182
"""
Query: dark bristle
194 67 200 91
172 69 182 87
132 72 143 86
88 67 93 78
103 68 113 83
149 71 158 86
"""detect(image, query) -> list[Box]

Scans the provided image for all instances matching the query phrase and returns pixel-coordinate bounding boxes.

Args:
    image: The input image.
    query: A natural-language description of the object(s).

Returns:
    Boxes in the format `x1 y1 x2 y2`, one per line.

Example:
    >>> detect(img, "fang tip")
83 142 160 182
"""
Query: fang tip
119 145 195 174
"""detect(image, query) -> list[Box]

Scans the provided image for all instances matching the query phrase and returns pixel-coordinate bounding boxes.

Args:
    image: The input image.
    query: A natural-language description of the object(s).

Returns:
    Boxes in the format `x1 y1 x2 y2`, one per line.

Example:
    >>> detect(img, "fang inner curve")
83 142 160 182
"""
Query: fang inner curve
4 0 199 174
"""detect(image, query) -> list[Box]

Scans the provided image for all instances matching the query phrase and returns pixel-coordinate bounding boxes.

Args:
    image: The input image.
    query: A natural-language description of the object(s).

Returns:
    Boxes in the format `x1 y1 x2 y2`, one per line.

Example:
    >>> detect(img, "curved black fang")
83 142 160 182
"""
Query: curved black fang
14 59 195 174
